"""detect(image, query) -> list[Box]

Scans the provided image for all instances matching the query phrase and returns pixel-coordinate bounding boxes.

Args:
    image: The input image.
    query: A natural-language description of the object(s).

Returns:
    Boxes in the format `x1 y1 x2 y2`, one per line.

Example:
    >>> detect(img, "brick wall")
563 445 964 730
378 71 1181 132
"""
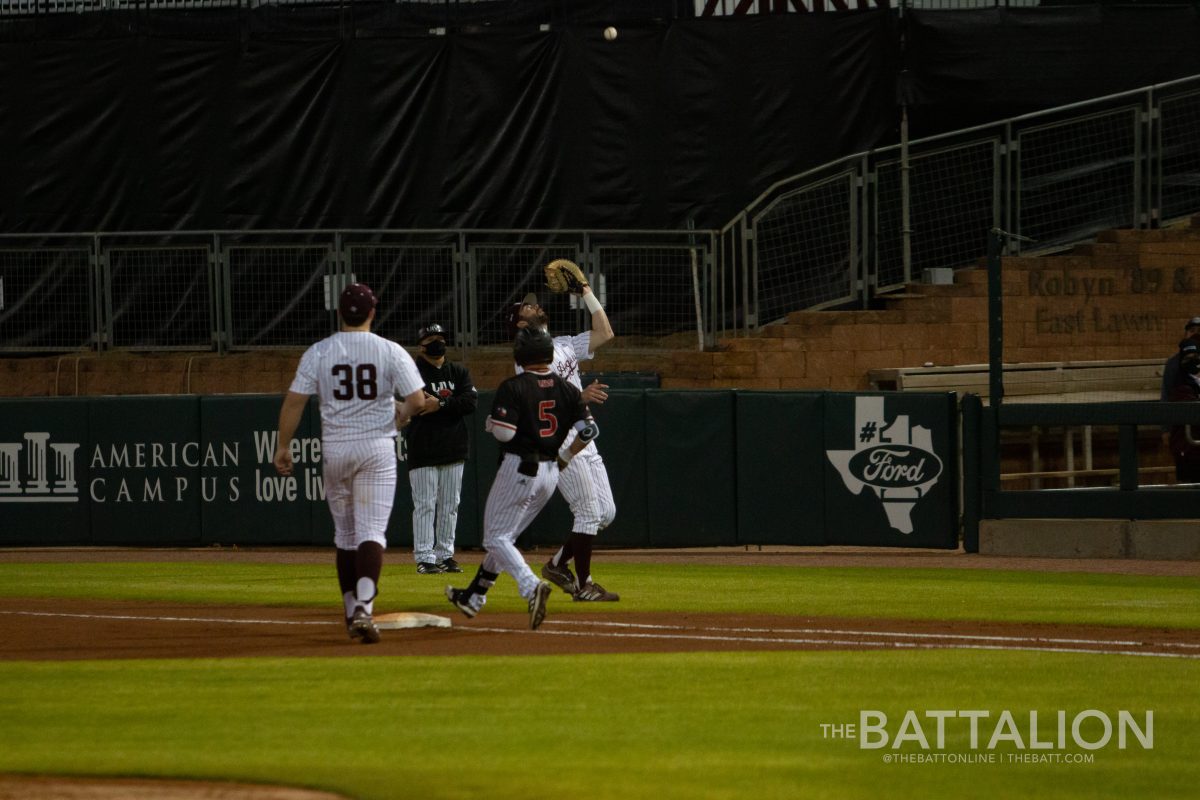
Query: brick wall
637 222 1200 391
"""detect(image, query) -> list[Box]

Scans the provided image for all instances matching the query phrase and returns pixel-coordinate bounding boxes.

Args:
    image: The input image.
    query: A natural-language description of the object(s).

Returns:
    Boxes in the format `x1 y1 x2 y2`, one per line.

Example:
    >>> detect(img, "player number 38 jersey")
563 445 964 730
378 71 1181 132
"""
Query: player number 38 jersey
290 331 424 443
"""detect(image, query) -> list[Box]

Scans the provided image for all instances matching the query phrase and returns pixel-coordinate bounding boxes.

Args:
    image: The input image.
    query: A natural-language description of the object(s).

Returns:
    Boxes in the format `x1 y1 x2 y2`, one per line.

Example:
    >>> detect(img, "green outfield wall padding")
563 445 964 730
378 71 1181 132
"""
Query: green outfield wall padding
454 420 483 549
200 395 315 546
582 389 650 547
582 371 661 390
469 389 503 548
87 396 203 546
645 391 737 547
0 391 961 549
735 392 826 545
0 398 91 546
821 392 958 549
303 398 337 547
518 389 650 548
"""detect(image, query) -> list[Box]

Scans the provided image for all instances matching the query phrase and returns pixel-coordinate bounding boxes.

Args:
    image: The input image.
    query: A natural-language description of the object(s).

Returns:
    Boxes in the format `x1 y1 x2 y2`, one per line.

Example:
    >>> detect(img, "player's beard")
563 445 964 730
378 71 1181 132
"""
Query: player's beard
530 309 549 329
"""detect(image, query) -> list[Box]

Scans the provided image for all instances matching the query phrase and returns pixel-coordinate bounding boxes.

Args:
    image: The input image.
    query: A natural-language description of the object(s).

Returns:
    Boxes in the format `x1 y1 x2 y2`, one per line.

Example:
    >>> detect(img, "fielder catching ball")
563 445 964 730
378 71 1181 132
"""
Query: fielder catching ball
508 259 620 602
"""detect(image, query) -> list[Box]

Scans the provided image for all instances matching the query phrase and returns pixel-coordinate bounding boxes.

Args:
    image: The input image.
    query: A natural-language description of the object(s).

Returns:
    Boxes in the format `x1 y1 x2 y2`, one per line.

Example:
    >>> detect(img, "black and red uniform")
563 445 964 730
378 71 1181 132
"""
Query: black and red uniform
490 370 586 472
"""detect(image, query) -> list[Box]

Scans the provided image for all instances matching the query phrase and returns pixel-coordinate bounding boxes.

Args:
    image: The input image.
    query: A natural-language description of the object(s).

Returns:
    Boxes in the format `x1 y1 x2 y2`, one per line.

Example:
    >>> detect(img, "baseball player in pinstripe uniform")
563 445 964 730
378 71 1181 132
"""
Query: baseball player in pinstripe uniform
274 283 426 645
445 328 595 630
507 284 620 602
404 323 477 574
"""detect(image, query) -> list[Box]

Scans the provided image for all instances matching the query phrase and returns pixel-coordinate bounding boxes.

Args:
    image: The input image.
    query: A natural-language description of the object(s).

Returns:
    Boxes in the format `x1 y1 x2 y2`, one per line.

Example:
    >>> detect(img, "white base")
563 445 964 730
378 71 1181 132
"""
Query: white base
374 612 452 629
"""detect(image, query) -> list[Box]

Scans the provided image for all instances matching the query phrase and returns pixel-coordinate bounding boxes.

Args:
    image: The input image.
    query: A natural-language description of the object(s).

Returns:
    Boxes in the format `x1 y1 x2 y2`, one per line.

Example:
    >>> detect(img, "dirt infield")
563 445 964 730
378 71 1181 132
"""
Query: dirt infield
0 776 347 800
2 546 1197 662
2 598 1199 662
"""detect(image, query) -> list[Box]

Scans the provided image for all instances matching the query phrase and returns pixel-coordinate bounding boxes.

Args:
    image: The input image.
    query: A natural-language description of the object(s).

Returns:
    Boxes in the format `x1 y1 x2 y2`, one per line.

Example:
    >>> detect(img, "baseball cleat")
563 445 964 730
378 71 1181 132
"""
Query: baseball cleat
445 585 478 619
348 607 382 644
540 560 579 595
439 557 464 574
528 580 552 630
417 562 444 574
573 581 619 602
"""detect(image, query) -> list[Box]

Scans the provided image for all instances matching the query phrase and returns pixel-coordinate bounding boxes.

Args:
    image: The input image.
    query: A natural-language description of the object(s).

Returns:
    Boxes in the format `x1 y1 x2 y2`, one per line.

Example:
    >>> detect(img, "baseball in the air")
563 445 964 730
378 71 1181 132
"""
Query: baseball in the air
603 26 618 41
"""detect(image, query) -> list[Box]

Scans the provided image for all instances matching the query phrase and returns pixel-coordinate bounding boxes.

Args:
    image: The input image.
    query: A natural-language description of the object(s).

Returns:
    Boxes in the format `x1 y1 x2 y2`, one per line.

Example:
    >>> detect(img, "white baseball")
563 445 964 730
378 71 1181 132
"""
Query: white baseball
603 26 618 42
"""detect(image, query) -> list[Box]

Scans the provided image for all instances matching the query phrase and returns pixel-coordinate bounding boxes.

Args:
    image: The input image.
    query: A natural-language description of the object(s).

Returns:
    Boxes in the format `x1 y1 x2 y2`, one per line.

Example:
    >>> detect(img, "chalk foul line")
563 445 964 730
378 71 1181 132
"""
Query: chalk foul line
3 610 1197 659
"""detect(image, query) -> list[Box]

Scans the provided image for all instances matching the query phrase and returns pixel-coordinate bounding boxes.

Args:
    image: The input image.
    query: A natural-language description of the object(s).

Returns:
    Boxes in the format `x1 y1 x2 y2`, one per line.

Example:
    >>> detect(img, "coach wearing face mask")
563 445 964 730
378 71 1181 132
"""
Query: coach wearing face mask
403 323 478 574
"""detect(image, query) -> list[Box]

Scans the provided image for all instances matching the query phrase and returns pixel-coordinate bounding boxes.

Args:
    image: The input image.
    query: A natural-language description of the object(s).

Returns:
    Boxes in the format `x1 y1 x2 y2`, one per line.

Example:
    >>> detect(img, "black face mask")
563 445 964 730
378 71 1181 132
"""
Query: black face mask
423 340 447 358
1183 354 1200 376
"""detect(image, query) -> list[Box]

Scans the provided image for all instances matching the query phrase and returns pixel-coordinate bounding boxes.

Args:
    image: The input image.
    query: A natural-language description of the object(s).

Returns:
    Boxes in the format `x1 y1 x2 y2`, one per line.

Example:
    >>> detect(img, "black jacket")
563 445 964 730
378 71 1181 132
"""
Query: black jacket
1169 376 1200 466
404 358 477 468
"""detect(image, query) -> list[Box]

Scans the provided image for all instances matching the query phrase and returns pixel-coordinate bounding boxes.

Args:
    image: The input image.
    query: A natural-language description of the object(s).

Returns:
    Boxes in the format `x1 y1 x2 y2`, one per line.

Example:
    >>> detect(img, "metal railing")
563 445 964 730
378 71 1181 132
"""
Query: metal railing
4 76 1200 352
0 229 717 353
718 74 1200 330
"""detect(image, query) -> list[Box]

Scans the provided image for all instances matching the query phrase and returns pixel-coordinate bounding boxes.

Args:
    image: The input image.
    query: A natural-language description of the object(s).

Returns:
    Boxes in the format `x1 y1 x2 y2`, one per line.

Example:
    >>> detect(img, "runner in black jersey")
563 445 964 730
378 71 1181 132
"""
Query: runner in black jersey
445 328 596 630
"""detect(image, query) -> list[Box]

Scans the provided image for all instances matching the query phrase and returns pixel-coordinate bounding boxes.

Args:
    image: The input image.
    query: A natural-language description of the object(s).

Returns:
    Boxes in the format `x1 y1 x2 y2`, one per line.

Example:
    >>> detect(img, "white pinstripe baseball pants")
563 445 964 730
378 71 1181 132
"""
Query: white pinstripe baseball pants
481 453 558 599
409 461 465 564
556 435 616 535
322 438 397 550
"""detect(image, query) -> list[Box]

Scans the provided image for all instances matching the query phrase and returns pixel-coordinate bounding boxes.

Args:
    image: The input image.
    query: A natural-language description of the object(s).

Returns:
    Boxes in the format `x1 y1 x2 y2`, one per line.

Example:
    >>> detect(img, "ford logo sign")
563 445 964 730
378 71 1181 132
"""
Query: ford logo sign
848 445 942 489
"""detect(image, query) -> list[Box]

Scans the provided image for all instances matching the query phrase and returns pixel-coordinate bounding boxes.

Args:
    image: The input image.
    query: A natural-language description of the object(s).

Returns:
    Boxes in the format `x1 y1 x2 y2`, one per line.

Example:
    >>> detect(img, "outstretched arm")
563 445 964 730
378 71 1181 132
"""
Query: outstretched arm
582 286 614 350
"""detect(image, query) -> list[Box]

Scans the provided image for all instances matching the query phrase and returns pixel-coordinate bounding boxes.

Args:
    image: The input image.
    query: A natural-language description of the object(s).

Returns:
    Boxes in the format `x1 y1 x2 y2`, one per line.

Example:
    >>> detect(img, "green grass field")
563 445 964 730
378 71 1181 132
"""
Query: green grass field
0 559 1196 799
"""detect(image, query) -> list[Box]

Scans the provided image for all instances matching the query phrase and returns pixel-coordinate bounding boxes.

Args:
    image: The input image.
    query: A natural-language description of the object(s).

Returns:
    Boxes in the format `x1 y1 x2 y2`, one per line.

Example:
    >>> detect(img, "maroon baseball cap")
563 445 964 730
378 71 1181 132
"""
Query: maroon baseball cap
339 283 377 326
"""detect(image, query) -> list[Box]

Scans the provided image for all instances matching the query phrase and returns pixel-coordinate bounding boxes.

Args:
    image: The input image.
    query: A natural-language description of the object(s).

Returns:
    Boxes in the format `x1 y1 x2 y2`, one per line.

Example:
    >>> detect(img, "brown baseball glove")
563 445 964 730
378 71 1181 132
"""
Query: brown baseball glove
544 258 589 294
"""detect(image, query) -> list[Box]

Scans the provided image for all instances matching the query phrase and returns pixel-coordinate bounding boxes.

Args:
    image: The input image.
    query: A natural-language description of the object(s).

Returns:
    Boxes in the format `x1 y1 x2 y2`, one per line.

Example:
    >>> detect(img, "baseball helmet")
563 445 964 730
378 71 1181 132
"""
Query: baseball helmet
417 323 447 344
339 283 377 326
505 292 539 337
513 327 554 367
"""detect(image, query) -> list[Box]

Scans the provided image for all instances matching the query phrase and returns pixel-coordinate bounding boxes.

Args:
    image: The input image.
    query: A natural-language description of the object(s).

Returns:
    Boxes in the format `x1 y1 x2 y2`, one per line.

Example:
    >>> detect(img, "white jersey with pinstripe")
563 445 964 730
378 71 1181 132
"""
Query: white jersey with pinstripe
515 330 616 534
290 331 424 549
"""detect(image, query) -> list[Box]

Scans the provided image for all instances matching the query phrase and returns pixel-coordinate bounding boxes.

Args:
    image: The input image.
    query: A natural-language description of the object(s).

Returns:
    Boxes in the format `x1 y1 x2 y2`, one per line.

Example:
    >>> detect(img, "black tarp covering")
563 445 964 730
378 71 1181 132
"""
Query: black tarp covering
5 6 1200 234
903 7 1200 137
0 8 899 232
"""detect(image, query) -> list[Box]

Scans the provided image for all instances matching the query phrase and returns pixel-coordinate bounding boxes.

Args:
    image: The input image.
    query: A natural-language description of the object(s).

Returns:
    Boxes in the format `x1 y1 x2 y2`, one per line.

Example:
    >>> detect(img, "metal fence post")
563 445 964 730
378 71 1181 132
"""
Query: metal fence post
987 228 1005 408
96 237 112 352
459 231 475 350
208 233 224 354
961 394 982 553
1146 86 1160 229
